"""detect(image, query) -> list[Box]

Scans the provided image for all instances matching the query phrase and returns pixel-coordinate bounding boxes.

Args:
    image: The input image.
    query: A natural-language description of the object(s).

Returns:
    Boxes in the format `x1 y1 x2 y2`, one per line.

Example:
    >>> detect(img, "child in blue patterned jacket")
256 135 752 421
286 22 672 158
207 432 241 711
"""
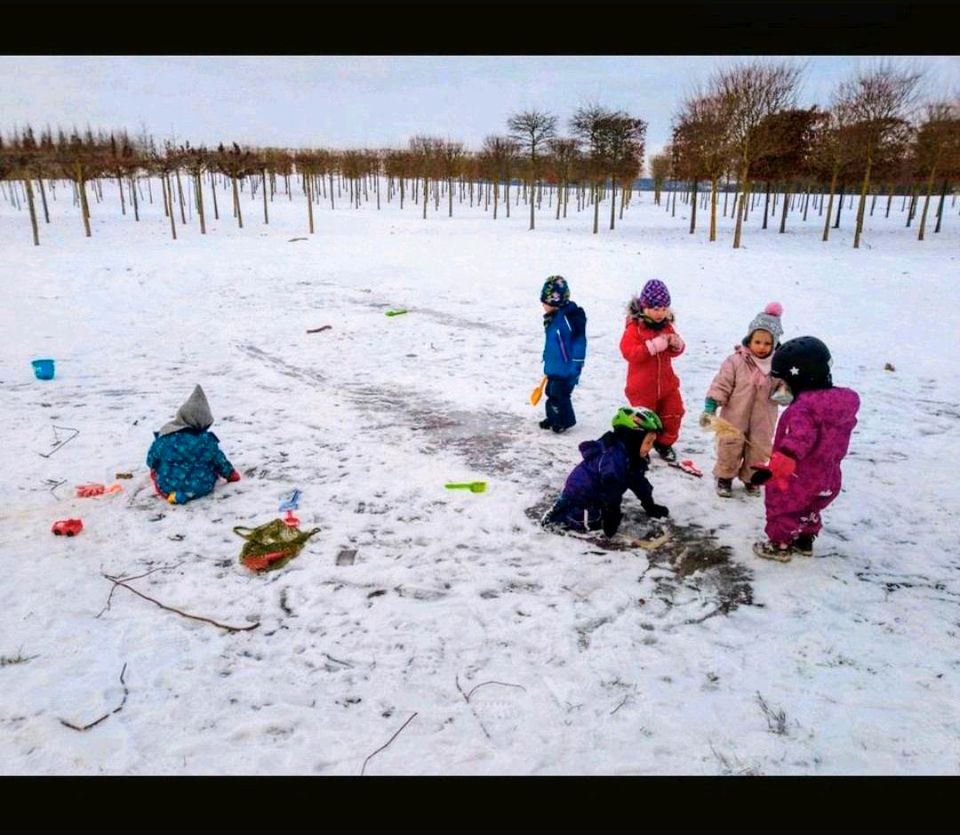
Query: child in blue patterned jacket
147 384 240 504
539 275 587 433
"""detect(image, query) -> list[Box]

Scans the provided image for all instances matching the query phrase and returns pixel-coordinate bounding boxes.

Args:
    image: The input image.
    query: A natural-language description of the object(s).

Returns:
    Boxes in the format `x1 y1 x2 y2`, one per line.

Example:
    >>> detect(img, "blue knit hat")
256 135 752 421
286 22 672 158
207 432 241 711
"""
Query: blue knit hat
540 275 570 306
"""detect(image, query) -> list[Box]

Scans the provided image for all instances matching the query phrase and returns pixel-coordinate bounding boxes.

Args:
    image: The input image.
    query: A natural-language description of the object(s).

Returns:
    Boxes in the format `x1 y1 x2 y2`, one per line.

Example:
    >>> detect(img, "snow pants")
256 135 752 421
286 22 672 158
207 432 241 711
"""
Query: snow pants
764 485 837 545
545 376 577 430
628 386 684 447
714 432 773 483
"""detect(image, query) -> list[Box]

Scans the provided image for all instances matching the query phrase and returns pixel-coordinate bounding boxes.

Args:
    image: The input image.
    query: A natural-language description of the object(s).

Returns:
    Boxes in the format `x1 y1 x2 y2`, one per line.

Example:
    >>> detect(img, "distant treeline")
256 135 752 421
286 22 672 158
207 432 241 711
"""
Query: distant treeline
2 60 958 247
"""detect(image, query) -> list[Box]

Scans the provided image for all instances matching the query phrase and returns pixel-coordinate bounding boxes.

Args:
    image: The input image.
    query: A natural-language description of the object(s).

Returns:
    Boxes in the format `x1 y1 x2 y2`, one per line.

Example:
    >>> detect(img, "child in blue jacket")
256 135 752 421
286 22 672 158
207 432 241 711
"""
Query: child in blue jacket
147 384 240 504
539 275 586 433
542 407 669 537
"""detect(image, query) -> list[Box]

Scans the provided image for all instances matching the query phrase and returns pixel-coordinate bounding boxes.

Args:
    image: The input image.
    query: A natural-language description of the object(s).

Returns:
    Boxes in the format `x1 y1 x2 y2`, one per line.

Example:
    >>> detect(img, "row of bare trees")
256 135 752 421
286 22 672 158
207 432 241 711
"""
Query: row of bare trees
2 63 957 248
662 61 960 247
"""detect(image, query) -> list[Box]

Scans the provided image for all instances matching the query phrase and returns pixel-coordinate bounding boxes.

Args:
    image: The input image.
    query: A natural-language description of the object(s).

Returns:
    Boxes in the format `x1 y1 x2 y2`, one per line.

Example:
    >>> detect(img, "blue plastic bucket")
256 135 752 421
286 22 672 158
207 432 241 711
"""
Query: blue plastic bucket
32 359 55 380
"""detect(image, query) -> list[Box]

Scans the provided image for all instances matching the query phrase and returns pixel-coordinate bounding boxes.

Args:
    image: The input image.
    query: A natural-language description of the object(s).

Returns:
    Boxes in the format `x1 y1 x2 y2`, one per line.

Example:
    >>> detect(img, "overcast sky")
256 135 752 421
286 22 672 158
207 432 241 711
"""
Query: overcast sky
2 56 957 163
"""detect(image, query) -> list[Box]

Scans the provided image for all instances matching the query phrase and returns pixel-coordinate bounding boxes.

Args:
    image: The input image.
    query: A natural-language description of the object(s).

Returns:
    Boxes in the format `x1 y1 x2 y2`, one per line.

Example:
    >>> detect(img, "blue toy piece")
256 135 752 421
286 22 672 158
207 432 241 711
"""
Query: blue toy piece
278 489 302 512
32 359 55 380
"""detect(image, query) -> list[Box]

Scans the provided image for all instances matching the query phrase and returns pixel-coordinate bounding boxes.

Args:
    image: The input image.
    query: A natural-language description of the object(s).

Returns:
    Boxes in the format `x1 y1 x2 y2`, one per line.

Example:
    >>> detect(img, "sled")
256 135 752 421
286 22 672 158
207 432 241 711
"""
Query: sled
668 458 703 478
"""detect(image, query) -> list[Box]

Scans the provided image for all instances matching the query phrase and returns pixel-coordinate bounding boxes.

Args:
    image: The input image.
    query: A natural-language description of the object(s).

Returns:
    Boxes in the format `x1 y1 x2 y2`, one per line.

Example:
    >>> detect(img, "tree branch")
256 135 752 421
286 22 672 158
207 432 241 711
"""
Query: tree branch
360 712 417 776
102 573 259 632
59 663 129 732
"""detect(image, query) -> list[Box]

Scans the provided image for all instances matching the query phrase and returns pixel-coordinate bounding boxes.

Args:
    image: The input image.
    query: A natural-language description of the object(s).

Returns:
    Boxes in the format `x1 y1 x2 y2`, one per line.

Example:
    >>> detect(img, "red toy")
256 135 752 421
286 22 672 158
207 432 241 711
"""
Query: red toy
52 519 84 536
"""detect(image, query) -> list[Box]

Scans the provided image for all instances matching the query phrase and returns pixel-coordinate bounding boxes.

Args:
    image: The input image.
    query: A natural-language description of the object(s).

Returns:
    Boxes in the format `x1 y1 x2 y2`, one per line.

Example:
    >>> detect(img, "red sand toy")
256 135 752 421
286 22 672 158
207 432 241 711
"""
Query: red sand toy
52 519 84 536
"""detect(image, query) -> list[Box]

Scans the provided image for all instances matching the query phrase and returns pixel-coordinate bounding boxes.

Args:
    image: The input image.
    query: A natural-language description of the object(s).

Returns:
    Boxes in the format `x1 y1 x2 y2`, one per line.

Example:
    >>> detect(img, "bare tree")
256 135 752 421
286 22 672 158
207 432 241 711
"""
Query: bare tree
547 137 579 219
507 108 557 230
711 61 802 248
672 92 733 240
912 100 960 240
648 151 671 207
834 63 922 248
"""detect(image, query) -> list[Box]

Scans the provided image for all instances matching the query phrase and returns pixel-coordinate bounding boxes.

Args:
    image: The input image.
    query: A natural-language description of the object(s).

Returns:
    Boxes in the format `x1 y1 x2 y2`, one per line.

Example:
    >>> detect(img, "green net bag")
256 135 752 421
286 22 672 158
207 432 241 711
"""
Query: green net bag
234 518 321 572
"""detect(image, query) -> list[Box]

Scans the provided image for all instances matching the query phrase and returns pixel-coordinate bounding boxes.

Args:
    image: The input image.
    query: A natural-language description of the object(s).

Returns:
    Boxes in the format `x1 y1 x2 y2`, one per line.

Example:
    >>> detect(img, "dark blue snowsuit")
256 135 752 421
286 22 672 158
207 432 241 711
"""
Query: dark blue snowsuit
543 428 662 536
542 301 586 431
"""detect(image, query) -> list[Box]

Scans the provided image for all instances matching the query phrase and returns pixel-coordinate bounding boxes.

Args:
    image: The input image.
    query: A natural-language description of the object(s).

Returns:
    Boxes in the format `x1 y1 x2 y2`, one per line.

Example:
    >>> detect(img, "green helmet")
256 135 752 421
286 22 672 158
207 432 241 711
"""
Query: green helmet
611 406 662 433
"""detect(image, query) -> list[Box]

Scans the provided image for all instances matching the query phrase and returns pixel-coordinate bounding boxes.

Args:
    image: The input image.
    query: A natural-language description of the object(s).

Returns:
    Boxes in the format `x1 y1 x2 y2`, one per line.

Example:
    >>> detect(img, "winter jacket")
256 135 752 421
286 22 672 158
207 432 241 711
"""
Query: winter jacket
619 314 685 406
556 430 656 530
708 345 780 435
769 386 860 504
543 301 587 380
147 429 235 503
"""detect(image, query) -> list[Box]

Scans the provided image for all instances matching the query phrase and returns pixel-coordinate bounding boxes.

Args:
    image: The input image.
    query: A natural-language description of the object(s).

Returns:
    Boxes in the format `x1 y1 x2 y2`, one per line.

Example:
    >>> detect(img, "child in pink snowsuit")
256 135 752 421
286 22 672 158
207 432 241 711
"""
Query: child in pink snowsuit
751 336 860 562
700 302 784 497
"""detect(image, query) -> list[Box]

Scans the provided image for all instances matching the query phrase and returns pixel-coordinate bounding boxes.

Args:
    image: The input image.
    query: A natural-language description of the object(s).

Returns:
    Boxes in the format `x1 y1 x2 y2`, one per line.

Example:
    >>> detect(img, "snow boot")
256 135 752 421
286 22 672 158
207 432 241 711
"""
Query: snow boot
753 539 793 562
794 533 815 557
743 483 761 497
716 477 733 498
654 442 677 462
538 418 554 430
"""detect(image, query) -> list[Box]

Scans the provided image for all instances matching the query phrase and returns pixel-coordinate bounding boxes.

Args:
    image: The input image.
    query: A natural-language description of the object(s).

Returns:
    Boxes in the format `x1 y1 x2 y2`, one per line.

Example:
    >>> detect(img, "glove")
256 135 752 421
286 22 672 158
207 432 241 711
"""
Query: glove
751 452 796 489
645 334 669 355
226 470 241 483
601 505 622 538
699 411 714 429
642 502 670 519
668 333 685 352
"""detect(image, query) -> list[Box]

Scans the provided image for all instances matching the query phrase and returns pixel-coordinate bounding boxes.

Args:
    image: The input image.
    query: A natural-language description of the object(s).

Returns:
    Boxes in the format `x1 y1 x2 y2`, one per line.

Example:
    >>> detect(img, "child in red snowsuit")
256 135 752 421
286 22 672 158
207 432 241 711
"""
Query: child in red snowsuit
751 337 860 562
619 279 685 462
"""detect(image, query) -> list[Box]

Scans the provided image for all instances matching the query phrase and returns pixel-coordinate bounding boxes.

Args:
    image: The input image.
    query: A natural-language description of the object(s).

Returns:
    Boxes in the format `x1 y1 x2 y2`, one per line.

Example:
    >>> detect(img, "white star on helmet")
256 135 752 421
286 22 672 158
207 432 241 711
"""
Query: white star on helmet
790 366 799 375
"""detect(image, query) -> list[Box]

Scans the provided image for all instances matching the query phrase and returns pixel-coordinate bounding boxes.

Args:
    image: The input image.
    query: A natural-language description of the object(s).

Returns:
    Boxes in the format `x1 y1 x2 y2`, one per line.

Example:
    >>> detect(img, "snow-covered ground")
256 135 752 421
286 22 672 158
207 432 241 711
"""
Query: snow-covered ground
1 178 958 777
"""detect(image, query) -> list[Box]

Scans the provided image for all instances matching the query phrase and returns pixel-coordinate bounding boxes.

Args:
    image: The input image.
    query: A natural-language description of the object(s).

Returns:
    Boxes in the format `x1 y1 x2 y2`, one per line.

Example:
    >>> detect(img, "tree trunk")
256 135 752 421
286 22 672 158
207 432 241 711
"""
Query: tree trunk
130 176 139 222
76 164 92 238
232 174 243 228
209 171 219 220
329 171 335 211
529 177 536 230
762 181 771 230
852 154 872 249
306 171 314 234
689 178 698 234
262 169 269 224
917 167 937 241
448 177 453 217
906 187 918 227
709 178 718 241
802 185 810 222
610 176 617 231
24 178 40 246
593 183 600 234
37 176 50 223
175 168 187 225
822 169 839 242
833 184 845 229
195 172 206 235
779 185 790 233
162 174 176 240
732 163 749 249
505 179 511 218
934 178 947 234
422 176 428 219
116 173 126 215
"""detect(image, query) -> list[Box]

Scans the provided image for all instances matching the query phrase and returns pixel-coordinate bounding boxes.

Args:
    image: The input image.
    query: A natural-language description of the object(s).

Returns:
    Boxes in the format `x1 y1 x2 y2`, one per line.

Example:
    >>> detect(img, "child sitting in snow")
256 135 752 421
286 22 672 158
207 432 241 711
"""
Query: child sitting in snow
541 407 669 537
539 275 587 434
619 279 685 462
146 384 240 504
750 337 860 562
700 302 785 498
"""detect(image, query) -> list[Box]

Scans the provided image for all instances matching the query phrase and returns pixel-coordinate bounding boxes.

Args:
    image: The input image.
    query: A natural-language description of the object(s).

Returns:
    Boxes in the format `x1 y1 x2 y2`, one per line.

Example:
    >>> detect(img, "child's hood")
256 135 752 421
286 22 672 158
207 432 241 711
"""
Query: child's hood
158 384 215 436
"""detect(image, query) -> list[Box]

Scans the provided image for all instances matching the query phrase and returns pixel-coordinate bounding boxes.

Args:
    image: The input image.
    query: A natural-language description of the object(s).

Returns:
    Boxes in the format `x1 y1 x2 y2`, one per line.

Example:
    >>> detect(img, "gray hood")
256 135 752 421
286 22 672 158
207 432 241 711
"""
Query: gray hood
158 384 214 436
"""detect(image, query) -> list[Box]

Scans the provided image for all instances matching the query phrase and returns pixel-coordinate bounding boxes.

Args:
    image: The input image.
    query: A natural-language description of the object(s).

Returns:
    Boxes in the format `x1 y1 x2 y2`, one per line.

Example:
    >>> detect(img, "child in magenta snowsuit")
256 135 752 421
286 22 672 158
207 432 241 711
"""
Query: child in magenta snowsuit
751 337 860 562
700 302 785 497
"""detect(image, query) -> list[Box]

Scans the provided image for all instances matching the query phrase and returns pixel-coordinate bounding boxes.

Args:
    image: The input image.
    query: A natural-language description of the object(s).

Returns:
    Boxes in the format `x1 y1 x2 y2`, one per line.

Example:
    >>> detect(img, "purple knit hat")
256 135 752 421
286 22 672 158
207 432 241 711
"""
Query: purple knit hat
639 279 671 309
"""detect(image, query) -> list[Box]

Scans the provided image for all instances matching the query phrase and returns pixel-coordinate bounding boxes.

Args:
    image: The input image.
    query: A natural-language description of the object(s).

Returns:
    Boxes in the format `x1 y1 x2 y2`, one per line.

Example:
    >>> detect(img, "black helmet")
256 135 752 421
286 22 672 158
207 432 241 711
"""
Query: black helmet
771 336 833 393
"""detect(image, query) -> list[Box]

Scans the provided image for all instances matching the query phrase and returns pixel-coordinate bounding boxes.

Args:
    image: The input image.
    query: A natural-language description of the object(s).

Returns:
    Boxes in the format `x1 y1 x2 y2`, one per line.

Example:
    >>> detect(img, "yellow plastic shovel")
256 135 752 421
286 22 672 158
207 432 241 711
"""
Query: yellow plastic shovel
444 481 487 493
530 376 548 406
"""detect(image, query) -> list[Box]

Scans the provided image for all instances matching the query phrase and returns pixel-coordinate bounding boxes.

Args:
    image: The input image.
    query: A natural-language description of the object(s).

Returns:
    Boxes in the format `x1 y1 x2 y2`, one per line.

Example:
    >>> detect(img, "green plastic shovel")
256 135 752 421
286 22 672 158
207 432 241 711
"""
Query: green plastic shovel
444 481 487 493
385 309 409 317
